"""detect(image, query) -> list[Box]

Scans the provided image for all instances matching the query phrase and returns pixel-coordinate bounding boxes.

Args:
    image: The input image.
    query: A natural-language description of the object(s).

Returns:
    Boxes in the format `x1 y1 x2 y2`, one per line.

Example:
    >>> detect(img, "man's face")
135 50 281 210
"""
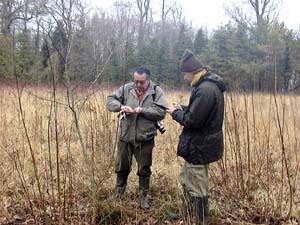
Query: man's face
134 72 149 92
182 72 194 82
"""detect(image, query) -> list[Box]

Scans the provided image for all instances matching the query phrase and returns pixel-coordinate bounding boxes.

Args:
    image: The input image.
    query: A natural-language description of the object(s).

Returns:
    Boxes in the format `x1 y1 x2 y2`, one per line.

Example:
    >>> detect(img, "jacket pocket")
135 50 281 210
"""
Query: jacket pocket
177 130 193 160
192 130 223 164
142 129 156 142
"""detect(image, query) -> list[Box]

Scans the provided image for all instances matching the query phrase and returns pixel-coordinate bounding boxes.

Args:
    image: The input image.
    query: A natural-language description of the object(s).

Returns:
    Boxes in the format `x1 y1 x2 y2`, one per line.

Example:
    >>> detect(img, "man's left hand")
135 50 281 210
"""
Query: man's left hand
134 107 143 114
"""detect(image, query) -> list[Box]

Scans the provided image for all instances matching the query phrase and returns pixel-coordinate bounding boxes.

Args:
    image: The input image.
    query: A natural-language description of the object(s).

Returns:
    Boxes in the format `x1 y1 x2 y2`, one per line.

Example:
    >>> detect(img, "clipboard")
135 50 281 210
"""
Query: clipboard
153 102 169 110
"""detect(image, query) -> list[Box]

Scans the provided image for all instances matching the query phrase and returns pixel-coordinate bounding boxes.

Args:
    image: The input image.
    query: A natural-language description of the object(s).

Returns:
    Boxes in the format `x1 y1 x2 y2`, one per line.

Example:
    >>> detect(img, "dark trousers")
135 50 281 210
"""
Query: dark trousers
115 139 154 189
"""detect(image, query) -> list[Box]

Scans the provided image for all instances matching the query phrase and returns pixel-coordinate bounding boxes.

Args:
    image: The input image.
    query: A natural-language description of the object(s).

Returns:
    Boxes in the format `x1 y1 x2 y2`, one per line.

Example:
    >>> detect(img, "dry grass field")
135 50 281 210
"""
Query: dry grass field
0 85 300 225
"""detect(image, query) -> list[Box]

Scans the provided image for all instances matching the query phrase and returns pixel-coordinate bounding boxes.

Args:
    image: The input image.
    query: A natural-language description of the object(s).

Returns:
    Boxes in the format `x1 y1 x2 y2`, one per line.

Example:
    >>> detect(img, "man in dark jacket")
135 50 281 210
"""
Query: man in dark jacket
106 66 168 210
167 50 226 224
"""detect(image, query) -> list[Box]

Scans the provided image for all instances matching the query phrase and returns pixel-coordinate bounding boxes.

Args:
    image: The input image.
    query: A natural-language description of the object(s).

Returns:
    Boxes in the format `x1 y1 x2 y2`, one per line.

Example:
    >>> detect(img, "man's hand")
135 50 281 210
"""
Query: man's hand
166 106 175 115
166 103 182 115
121 106 134 113
134 107 143 114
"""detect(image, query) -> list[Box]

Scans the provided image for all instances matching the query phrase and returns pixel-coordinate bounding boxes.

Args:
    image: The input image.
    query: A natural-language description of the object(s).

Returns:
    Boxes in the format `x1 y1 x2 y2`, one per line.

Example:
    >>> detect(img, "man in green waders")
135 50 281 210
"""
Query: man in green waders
167 50 226 224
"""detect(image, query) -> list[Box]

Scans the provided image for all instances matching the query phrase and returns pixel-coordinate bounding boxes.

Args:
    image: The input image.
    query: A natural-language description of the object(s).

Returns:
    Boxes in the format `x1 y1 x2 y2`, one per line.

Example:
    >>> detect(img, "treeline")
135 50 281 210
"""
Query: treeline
1 0 300 91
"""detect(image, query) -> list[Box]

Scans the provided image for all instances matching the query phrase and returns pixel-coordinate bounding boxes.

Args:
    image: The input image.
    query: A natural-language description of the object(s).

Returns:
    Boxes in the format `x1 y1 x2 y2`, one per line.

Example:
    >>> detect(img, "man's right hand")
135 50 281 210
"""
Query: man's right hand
121 106 134 113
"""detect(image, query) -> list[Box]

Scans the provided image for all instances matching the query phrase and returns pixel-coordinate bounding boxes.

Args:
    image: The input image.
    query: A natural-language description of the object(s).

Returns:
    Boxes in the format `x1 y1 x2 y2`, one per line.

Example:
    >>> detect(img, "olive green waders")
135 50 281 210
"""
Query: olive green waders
114 139 154 210
180 162 209 225
167 162 209 224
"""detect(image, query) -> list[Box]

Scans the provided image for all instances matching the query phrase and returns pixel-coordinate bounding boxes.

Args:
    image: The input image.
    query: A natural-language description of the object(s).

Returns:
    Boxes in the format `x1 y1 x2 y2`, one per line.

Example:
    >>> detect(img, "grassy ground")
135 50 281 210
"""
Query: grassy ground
0 85 299 224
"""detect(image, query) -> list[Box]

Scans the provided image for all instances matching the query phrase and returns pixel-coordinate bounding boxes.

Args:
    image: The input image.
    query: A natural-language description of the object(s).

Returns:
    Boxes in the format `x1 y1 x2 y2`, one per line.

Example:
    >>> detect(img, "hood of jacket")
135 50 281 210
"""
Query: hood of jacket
193 71 227 92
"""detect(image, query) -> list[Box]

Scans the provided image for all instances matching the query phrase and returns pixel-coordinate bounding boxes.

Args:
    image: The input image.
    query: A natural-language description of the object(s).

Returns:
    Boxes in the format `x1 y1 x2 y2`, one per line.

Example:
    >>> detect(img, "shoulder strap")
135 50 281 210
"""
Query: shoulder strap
152 85 157 101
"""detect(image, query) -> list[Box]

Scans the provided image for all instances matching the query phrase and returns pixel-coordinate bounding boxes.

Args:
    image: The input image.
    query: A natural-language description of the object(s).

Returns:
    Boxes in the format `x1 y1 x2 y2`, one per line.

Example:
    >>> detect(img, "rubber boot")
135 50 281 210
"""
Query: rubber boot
139 177 150 210
115 173 128 197
194 196 209 225
168 191 209 225
181 190 208 225
107 173 128 201
166 189 188 220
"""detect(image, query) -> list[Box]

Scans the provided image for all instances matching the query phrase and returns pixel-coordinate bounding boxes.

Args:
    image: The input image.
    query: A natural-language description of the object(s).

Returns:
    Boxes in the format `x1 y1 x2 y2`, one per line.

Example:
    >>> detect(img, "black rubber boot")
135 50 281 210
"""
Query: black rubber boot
166 189 188 220
181 188 192 219
139 177 150 210
181 190 209 225
115 173 128 196
194 196 209 225
107 173 128 201
167 190 209 224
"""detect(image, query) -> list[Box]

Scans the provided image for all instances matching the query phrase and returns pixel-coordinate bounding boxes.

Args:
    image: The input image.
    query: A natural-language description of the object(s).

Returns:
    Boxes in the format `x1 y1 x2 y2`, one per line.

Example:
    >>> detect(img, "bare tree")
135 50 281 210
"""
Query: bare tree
0 0 36 35
169 2 183 28
136 0 150 51
225 0 281 28
249 0 280 25
32 0 48 50
112 0 135 77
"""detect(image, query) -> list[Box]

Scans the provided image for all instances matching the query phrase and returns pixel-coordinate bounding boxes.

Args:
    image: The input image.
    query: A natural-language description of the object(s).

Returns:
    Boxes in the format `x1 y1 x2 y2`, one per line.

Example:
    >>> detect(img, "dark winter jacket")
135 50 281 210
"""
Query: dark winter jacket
172 71 227 164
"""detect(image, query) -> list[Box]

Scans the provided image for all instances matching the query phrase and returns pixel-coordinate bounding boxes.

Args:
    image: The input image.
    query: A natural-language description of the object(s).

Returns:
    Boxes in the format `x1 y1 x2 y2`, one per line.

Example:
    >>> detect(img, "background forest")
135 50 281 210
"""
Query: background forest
1 0 300 91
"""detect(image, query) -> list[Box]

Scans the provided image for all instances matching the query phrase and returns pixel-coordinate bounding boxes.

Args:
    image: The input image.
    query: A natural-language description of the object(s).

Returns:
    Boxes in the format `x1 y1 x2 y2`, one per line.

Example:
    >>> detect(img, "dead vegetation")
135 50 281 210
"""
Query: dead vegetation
0 86 300 225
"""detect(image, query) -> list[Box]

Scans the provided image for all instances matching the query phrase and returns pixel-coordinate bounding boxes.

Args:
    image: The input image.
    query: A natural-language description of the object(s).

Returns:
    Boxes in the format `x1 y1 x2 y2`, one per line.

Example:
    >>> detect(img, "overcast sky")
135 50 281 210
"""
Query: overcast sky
90 0 300 31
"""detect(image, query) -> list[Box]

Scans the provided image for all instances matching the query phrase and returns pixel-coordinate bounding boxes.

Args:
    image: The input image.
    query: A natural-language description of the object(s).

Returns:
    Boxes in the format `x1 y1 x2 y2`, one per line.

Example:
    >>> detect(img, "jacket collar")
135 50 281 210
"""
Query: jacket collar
191 69 208 87
129 81 156 99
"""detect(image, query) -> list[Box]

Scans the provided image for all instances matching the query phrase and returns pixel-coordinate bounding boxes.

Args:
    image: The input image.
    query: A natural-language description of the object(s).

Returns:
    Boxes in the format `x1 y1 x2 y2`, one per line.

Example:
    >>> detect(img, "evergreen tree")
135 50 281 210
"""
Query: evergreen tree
15 30 34 80
136 38 160 82
281 31 293 90
194 28 208 55
158 37 176 86
123 36 137 82
68 17 94 82
41 40 50 68
210 24 236 74
171 24 193 87
51 21 68 81
174 24 193 63
102 40 122 85
0 34 12 80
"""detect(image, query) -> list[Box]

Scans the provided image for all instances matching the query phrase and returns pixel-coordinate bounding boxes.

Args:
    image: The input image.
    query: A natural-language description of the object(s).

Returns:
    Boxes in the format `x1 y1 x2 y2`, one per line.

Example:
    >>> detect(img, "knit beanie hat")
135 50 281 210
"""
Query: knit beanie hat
180 49 204 72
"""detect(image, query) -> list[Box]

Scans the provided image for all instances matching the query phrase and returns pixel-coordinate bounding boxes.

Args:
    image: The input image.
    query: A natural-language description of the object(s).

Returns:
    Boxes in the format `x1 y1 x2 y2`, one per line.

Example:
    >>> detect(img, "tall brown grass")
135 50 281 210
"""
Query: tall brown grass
0 86 299 224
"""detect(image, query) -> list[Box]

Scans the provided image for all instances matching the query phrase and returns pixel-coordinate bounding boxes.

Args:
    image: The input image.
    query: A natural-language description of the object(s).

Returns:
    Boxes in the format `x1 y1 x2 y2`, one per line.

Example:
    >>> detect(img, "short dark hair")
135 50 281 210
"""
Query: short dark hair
134 66 151 79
